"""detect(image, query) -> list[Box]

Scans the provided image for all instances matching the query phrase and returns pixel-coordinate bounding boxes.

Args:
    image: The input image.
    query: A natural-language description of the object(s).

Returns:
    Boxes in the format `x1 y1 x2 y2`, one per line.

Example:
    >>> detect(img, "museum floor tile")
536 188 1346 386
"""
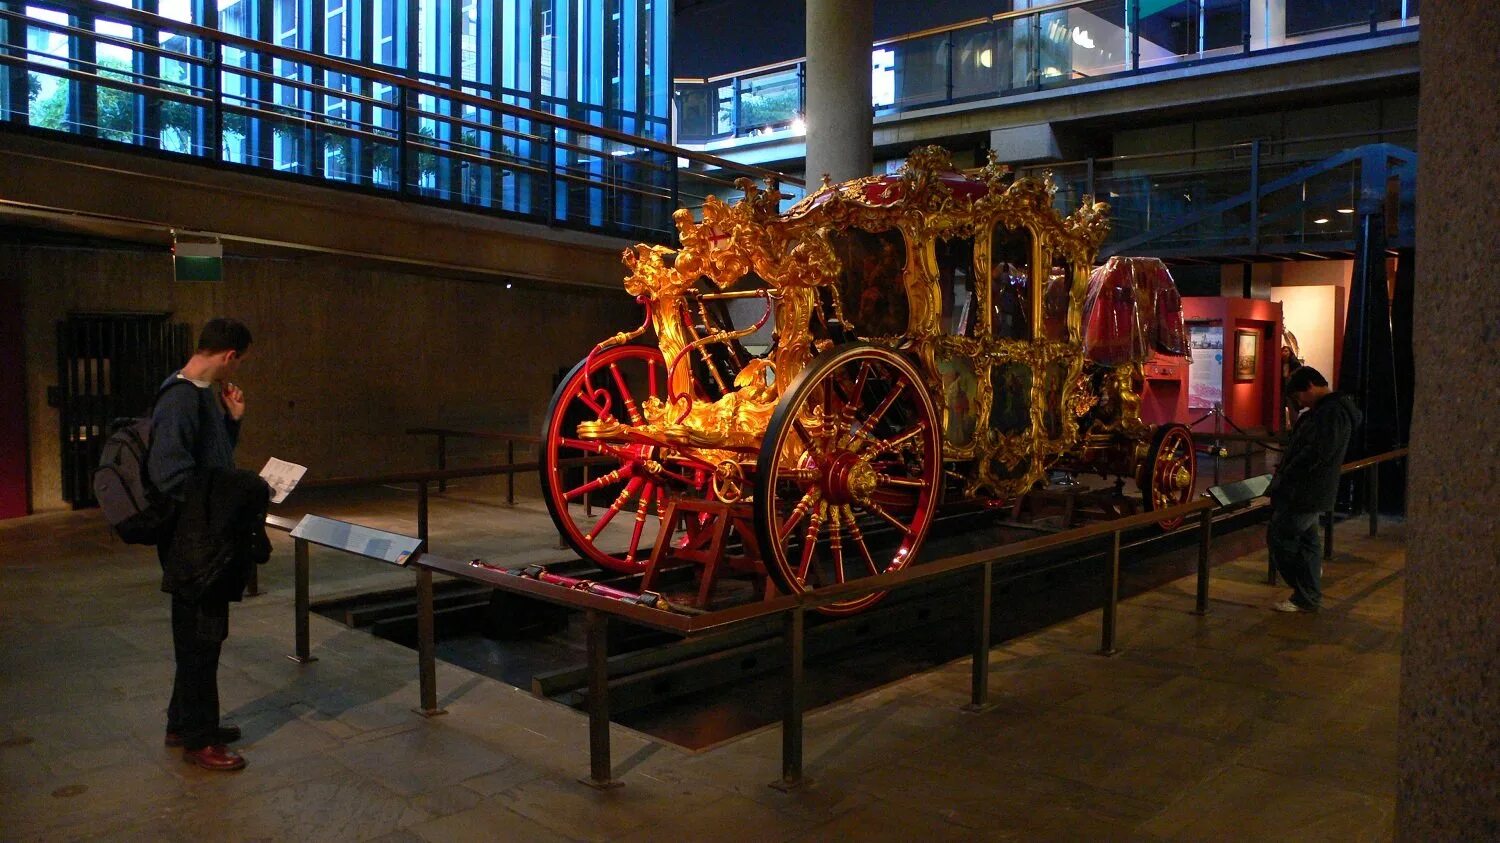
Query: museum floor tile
0 485 1403 842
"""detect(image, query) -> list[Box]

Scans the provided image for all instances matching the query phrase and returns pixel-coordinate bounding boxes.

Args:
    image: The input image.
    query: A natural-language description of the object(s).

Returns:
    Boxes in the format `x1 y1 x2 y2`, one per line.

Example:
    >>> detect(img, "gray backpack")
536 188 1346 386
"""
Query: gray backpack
93 381 195 545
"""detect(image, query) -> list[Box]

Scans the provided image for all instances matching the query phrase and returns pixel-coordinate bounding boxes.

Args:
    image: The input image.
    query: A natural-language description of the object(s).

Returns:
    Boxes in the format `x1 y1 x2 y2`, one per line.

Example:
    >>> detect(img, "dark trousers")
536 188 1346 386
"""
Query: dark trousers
1268 507 1323 610
167 596 229 750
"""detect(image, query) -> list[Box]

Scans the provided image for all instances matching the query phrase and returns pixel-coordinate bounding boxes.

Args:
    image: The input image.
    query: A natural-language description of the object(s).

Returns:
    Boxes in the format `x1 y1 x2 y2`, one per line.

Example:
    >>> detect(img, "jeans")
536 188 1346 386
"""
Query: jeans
167 596 229 750
1267 507 1323 610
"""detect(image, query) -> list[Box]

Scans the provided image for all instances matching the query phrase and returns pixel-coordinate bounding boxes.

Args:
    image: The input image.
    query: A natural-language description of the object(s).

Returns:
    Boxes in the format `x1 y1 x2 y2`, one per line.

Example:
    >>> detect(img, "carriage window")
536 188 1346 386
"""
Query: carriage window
990 224 1032 340
831 228 909 338
936 237 976 337
1042 259 1072 343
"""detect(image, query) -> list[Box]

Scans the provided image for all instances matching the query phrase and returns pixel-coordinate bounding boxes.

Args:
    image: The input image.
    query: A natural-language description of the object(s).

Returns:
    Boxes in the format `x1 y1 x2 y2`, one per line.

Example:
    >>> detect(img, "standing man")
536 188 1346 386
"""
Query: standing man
149 317 259 771
1266 366 1362 613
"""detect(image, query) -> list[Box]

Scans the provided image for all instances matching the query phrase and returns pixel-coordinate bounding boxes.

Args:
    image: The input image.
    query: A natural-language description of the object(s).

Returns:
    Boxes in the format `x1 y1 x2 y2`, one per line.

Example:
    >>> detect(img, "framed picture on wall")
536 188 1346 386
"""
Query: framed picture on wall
1234 329 1259 382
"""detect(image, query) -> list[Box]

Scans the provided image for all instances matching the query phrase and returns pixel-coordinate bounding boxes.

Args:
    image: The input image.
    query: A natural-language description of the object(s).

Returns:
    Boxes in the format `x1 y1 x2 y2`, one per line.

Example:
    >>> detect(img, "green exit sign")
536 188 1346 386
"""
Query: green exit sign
173 241 222 282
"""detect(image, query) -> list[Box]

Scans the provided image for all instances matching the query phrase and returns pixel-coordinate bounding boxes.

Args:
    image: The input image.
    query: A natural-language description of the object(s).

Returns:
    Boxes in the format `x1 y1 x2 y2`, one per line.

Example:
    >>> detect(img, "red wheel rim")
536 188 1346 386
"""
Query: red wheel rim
1145 424 1196 530
755 346 942 615
541 345 708 573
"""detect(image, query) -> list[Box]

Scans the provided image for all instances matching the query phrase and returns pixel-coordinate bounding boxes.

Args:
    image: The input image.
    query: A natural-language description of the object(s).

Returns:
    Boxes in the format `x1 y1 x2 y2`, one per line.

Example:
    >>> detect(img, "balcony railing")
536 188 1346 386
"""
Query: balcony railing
674 0 1419 144
1014 128 1417 258
0 0 801 243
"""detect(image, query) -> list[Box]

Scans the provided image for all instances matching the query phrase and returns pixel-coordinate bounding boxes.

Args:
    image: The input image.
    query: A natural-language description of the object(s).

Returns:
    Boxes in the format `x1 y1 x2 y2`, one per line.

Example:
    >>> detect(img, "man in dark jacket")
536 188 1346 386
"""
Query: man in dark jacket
1266 366 1363 613
148 317 266 771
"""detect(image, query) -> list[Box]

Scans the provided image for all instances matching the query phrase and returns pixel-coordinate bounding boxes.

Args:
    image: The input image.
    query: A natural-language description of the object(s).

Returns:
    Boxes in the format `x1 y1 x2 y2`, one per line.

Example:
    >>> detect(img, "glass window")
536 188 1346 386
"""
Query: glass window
936 237 976 337
990 223 1032 340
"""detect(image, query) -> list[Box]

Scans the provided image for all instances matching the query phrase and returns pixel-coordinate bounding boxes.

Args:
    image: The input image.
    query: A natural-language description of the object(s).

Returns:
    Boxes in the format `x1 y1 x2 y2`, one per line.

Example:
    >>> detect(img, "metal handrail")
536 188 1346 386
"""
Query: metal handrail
22 0 802 189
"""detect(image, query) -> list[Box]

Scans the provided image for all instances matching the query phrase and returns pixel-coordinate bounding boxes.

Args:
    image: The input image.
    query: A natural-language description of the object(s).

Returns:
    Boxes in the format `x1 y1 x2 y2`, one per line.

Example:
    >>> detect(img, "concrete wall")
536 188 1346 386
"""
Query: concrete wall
7 244 633 512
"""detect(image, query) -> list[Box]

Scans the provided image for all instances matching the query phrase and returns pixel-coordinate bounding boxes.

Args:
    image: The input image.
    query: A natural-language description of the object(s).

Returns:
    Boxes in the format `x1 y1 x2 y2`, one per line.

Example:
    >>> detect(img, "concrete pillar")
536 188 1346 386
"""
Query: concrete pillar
1399 2 1500 839
805 0 873 187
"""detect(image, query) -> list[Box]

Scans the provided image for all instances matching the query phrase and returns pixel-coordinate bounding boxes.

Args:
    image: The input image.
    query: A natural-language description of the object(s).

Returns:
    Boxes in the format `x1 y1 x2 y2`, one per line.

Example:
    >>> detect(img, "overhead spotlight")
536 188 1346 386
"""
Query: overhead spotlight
1313 218 1329 224
1337 208 1355 214
978 48 993 68
506 282 513 289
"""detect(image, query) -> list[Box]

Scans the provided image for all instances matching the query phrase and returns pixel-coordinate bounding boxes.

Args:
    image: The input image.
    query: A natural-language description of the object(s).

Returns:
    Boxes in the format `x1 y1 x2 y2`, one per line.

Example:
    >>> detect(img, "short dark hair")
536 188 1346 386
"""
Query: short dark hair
1285 365 1328 394
197 318 252 354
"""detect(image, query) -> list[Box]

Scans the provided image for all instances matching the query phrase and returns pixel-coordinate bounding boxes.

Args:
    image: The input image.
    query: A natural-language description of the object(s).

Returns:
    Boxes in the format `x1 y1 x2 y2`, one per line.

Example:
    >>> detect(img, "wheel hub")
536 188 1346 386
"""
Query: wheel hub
823 452 877 505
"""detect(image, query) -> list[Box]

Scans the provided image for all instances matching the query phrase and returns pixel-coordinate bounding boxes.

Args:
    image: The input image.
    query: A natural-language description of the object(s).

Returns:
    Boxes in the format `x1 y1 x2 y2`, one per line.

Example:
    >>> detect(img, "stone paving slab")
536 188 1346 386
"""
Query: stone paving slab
0 500 1403 841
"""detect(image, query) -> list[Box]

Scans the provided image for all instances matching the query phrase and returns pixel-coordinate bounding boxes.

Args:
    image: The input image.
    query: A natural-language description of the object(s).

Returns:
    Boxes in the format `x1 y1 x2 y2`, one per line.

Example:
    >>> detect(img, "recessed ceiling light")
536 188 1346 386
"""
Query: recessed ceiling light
1313 218 1329 224
1337 208 1354 214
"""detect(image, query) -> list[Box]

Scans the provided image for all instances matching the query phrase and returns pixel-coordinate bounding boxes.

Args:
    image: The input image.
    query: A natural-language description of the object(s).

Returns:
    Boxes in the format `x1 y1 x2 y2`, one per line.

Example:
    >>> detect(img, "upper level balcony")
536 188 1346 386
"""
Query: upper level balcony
674 0 1420 150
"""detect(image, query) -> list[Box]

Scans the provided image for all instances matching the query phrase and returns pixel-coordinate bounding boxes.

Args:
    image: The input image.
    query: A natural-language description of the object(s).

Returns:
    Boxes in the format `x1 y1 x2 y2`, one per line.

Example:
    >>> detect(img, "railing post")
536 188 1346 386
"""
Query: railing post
1100 531 1121 656
1249 138 1261 252
1195 506 1212 615
772 606 806 791
288 538 316 664
210 41 224 161
413 566 445 717
1367 462 1380 536
581 608 621 789
417 480 430 550
1241 0 1252 54
967 562 994 711
1212 403 1223 487
1128 0 1141 72
396 86 409 197
506 439 516 507
437 433 447 493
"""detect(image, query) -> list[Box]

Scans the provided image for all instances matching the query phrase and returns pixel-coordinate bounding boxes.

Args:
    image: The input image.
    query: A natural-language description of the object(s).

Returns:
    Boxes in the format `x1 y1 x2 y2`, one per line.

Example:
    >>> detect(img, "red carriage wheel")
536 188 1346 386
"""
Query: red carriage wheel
541 344 705 573
1140 423 1197 530
754 345 942 615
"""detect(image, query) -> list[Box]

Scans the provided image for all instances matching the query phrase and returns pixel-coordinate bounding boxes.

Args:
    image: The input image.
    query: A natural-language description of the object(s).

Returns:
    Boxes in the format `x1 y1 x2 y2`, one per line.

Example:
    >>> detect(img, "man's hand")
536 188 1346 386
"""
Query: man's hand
223 382 247 421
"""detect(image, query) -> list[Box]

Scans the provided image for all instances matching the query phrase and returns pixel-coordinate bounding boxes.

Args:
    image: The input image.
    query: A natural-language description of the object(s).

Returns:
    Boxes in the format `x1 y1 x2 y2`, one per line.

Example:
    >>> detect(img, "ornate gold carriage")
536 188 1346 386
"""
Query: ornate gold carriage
540 147 1195 614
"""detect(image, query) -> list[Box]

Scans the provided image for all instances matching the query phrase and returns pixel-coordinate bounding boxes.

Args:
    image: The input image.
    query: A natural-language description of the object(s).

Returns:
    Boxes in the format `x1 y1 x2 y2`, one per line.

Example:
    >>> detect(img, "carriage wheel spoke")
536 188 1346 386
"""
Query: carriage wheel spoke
843 508 880 576
778 486 823 541
609 363 644 425
861 500 912 535
828 509 846 584
623 484 655 564
860 381 907 434
574 385 607 415
584 476 644 540
792 418 825 459
564 465 634 500
796 502 826 583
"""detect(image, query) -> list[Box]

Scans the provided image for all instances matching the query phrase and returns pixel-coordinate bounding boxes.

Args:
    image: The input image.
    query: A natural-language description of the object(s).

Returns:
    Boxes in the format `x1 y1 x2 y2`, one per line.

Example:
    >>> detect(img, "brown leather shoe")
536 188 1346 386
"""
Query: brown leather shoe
165 725 242 748
182 744 246 771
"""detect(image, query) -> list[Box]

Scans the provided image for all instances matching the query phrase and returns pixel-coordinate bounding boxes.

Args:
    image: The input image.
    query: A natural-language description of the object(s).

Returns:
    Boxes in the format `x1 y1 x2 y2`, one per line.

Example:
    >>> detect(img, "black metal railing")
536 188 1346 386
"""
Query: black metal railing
1 0 801 243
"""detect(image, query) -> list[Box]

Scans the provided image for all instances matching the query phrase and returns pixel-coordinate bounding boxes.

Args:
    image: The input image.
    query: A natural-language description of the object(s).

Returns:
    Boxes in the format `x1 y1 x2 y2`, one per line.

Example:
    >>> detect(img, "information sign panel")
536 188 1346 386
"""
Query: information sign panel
290 515 424 565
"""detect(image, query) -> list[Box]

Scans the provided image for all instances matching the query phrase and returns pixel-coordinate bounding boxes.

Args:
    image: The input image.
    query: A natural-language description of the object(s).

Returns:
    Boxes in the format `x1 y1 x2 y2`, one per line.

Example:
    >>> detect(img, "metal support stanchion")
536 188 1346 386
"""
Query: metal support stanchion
437 433 447 493
288 538 316 664
1367 463 1380 537
1195 507 1212 615
772 606 806 791
1212 404 1223 488
246 560 260 597
413 567 446 717
1100 531 1121 656
1323 510 1334 560
966 562 994 711
417 480 430 550
581 609 620 789
506 440 516 507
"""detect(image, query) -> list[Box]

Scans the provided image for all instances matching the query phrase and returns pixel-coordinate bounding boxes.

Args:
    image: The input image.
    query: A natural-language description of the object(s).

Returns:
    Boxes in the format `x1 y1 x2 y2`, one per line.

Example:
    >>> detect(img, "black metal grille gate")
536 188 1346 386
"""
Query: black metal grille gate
56 313 189 508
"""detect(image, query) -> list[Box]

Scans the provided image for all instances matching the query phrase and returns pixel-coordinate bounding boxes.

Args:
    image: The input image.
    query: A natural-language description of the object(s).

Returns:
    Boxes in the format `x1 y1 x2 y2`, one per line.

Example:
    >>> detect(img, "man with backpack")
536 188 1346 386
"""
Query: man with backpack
149 317 270 772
